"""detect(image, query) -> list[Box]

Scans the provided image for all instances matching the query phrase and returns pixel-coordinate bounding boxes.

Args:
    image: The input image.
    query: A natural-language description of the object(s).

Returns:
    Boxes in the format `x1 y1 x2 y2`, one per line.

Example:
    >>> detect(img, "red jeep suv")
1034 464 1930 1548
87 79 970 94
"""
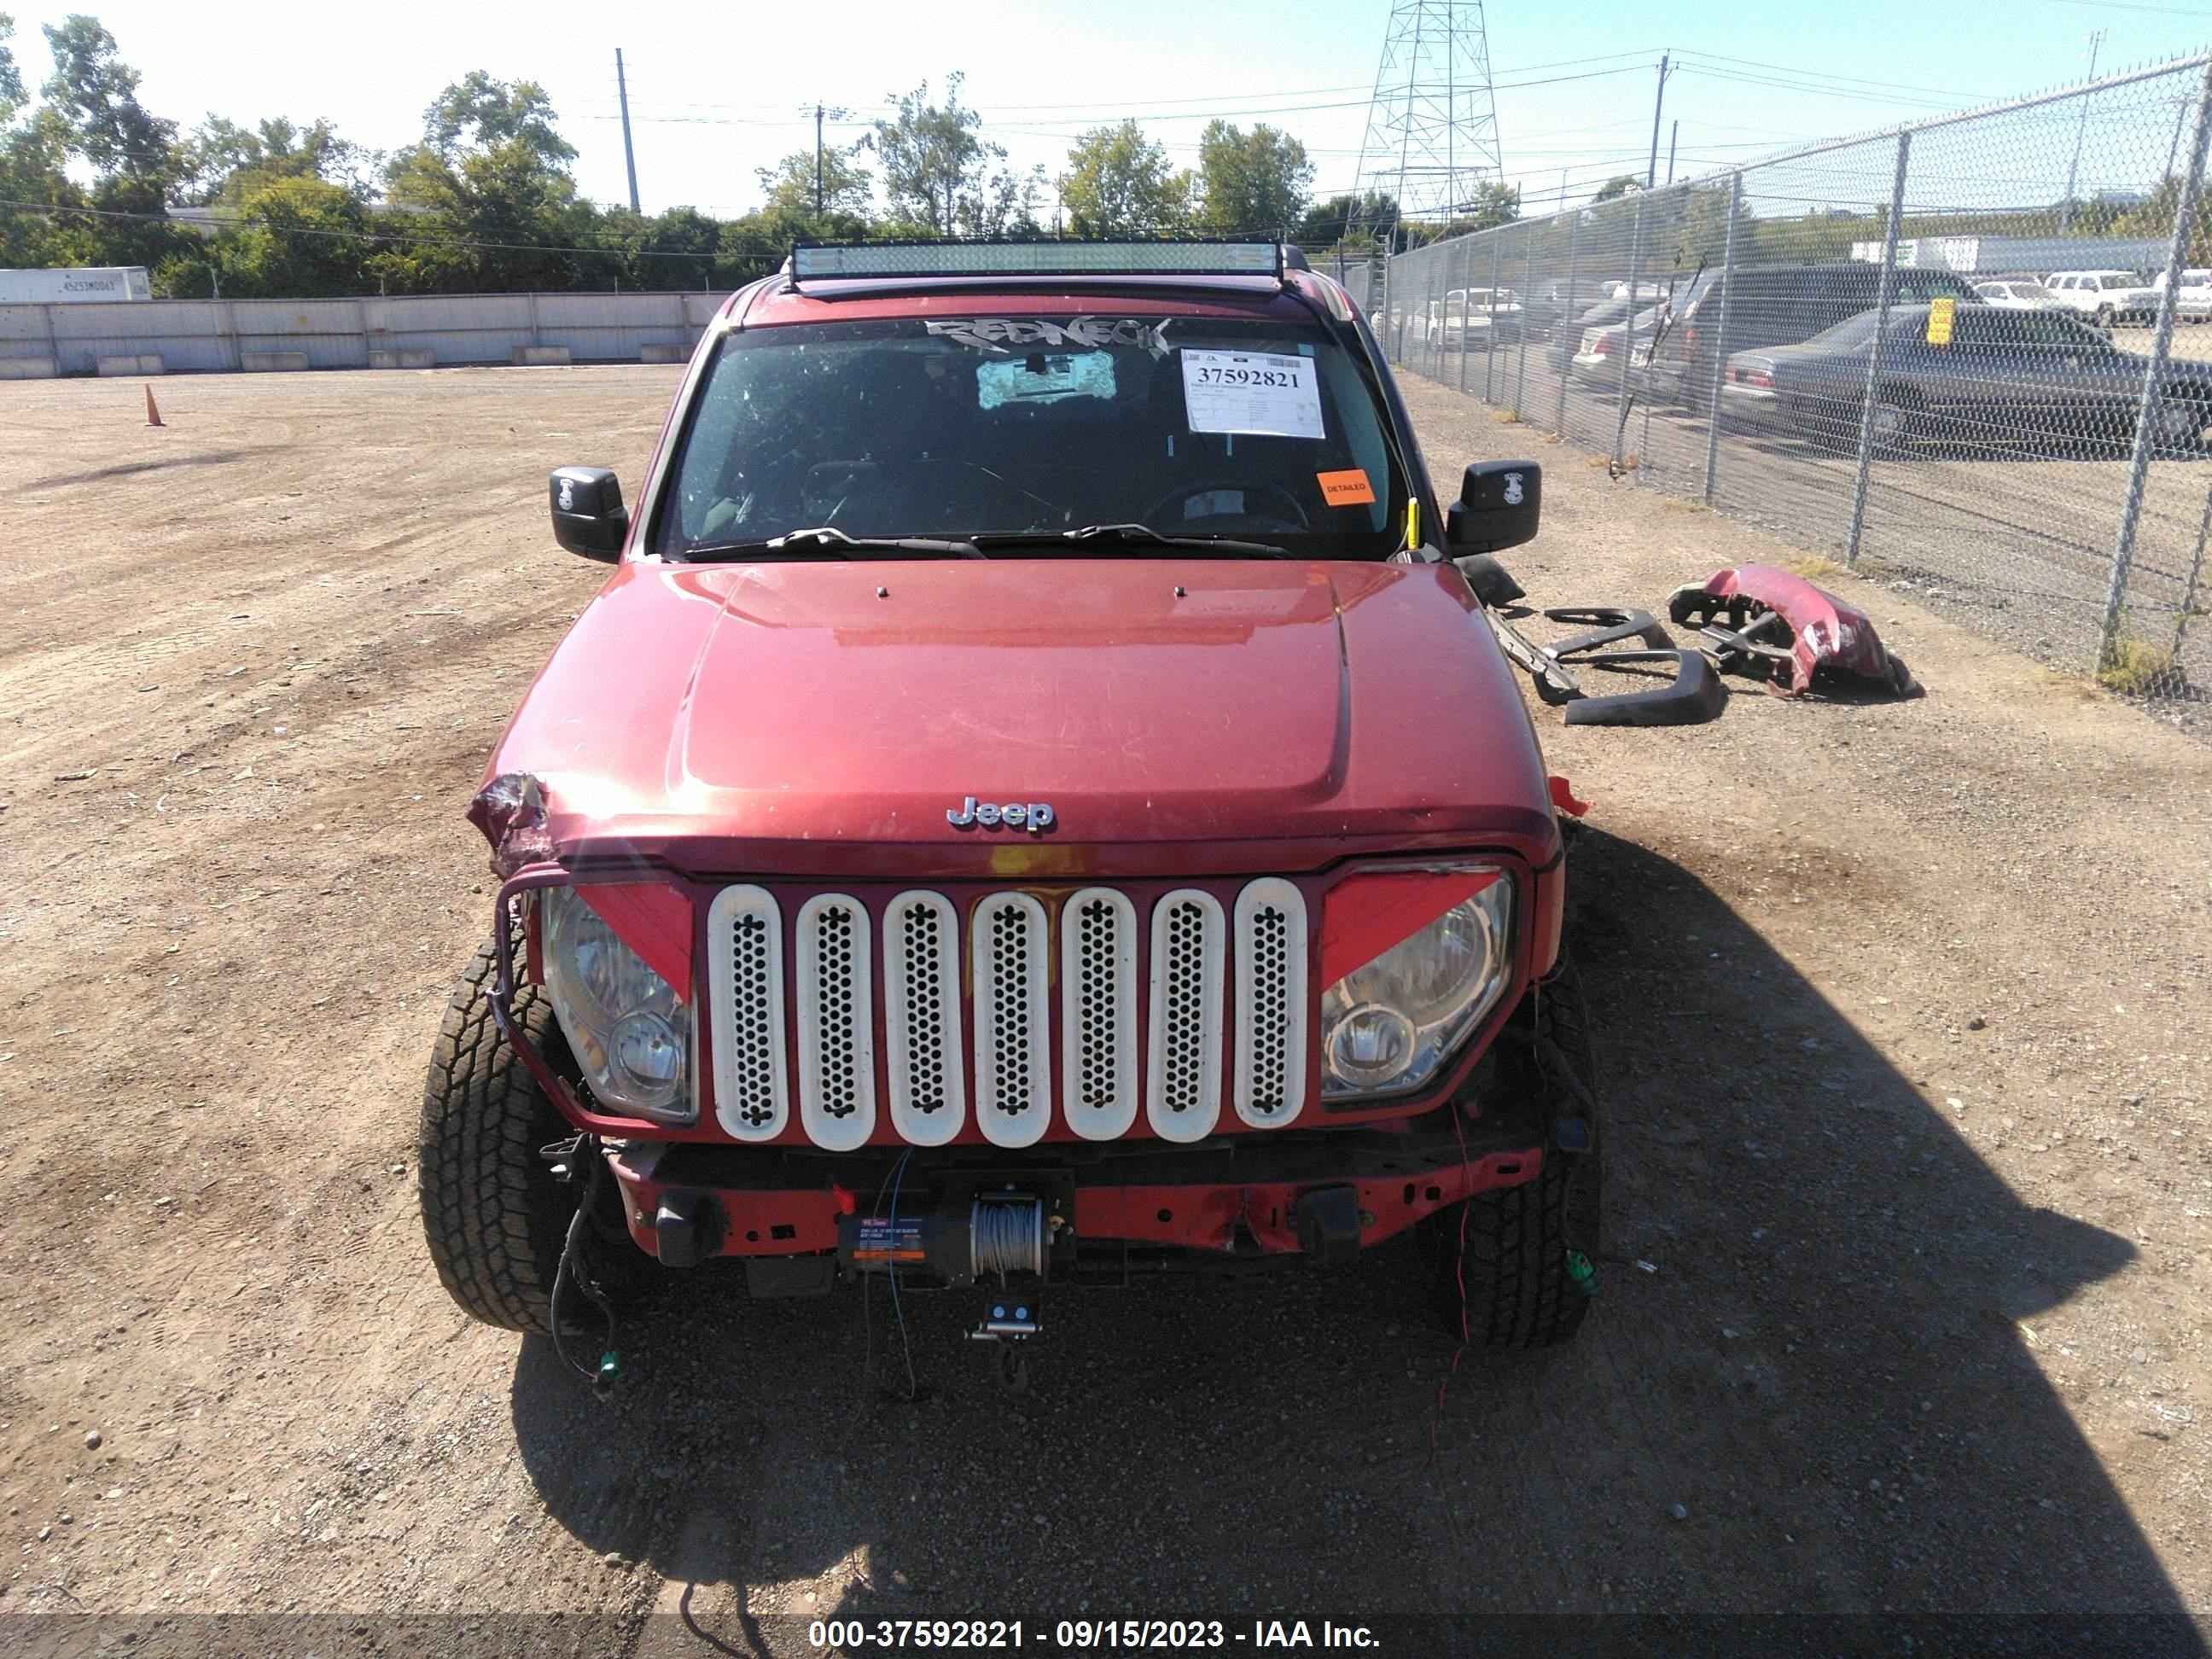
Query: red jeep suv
418 242 1598 1377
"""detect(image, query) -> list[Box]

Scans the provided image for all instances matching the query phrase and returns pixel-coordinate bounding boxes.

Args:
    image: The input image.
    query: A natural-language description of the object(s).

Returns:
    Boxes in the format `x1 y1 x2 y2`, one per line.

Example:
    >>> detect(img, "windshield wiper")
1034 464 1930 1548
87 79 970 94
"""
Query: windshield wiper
680 525 986 562
972 523 1292 559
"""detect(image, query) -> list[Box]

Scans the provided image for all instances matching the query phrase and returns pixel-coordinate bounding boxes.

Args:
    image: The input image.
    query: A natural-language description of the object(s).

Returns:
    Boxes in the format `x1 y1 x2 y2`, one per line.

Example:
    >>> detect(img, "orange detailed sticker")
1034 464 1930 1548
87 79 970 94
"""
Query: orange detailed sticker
1317 468 1377 507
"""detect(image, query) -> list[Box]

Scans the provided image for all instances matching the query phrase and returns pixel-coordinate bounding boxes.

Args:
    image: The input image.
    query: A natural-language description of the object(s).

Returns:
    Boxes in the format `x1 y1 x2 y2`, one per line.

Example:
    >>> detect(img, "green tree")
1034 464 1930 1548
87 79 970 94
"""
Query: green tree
873 75 1026 236
1058 120 1190 238
0 16 95 269
1296 189 1397 252
39 14 177 186
1593 174 1642 202
378 73 587 291
0 10 25 122
1441 180 1519 237
184 114 370 206
215 174 371 295
1195 120 1311 236
423 70 572 166
758 141 874 224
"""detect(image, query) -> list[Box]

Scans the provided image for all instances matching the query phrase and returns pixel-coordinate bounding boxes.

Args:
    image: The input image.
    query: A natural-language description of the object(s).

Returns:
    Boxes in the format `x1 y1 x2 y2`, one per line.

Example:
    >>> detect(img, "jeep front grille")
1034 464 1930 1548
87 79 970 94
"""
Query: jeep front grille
883 891 964 1145
704 882 1307 1148
705 885 791 1142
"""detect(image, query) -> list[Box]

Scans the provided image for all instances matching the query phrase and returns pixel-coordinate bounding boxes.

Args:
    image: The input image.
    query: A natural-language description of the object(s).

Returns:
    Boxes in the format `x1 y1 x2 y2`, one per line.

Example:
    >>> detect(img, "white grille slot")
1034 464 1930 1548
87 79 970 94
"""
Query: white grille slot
1146 888 1225 1142
706 885 789 1142
971 893 1051 1148
1059 887 1138 1141
884 891 965 1145
1233 878 1308 1127
795 894 876 1150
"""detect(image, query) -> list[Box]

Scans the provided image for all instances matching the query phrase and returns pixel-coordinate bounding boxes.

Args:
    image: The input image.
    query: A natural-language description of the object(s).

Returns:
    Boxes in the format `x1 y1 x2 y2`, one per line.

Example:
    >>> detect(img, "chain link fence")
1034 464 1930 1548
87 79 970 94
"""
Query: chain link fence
1380 52 2212 720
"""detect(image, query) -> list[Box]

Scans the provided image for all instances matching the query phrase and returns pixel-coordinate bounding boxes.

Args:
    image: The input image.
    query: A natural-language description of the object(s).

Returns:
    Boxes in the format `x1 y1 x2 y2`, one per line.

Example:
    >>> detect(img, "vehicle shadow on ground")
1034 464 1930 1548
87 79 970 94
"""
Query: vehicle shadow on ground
509 829 2201 1647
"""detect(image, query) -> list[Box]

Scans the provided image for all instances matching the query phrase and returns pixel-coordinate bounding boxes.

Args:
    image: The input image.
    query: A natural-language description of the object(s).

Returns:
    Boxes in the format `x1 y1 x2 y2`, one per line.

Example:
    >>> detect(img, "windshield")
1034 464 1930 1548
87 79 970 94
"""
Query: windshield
655 313 1409 559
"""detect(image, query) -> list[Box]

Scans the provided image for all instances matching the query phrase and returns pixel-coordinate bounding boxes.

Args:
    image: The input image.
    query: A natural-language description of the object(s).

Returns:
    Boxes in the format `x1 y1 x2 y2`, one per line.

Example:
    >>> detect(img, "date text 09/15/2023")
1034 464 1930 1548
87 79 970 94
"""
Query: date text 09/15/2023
806 1620 1381 1650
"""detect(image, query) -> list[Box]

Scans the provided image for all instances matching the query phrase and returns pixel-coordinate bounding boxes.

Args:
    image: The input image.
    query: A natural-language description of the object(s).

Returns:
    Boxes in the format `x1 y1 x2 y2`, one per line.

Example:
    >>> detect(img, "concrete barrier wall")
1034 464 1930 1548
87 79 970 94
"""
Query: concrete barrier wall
0 290 720 376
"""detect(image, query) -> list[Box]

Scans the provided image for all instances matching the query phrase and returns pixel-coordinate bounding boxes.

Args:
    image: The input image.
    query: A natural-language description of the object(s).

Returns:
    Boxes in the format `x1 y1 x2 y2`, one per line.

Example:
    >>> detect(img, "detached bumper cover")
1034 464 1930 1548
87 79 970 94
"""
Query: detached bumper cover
1669 563 1917 697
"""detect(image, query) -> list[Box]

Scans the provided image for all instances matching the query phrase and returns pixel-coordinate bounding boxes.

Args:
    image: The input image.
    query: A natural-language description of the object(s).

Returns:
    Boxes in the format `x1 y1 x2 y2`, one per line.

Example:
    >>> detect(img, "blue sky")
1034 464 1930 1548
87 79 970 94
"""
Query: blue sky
10 0 2212 216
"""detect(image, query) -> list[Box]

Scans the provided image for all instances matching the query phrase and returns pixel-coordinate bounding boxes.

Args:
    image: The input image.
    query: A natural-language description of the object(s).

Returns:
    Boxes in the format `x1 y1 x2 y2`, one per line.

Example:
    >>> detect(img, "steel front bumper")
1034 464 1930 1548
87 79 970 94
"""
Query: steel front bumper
602 1115 1543 1270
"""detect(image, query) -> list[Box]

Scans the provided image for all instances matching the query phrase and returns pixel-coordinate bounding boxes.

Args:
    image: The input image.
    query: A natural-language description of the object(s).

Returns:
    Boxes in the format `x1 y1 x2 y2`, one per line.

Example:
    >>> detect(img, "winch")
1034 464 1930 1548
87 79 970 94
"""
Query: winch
835 1189 1061 1287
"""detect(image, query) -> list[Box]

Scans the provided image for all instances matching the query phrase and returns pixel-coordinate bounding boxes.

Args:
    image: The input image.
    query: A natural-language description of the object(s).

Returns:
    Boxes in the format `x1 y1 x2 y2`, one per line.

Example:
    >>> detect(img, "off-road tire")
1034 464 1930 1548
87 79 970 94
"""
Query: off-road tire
1429 959 1603 1351
418 934 596 1334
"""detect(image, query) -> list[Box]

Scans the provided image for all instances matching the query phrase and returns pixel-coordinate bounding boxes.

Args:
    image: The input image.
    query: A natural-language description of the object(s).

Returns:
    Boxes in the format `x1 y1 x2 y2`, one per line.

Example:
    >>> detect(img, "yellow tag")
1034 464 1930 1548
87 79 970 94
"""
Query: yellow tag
1406 498 1421 548
1926 296 1955 346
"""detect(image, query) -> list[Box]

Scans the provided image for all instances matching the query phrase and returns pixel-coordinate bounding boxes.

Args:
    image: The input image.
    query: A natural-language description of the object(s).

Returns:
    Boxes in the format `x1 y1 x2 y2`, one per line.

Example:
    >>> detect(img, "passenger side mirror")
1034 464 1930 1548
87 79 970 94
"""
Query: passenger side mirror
550 466 628 561
1447 460 1540 553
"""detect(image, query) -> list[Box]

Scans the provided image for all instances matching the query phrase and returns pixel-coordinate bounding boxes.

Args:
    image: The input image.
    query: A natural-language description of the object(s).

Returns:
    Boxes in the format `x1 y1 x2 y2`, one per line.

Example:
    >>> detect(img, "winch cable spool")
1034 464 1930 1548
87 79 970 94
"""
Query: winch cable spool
970 1196 1049 1282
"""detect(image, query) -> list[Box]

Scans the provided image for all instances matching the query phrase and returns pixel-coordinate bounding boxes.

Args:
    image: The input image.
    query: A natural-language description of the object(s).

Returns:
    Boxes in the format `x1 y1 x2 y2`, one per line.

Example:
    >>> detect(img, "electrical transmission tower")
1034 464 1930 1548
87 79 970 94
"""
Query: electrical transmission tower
1350 1 1504 248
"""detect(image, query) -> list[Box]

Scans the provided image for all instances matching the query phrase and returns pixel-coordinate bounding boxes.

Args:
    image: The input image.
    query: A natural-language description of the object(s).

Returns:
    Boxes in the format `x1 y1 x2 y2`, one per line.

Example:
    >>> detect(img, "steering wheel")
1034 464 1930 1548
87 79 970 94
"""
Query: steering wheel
1142 477 1313 534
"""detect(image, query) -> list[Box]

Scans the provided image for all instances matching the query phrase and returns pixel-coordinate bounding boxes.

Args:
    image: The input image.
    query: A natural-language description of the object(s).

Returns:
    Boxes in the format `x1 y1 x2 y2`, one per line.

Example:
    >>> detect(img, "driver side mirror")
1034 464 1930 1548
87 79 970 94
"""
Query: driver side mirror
1447 461 1540 553
550 466 628 561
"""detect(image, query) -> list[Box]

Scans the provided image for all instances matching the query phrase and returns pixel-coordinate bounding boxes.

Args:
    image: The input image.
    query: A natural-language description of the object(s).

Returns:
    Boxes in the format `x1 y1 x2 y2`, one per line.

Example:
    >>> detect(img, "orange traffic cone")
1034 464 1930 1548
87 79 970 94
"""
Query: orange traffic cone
144 385 163 427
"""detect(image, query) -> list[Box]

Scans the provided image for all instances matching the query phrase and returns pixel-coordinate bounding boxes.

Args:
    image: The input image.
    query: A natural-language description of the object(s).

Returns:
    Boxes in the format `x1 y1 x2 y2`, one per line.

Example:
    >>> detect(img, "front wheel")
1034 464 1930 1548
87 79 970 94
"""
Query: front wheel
1424 963 1602 1351
418 934 617 1333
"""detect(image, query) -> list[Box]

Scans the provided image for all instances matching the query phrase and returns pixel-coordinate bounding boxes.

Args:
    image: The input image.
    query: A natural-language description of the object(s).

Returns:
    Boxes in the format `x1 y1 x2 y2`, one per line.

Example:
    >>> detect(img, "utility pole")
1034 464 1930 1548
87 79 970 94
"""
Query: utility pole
616 49 641 213
814 103 826 217
2060 29 2106 235
1646 52 1673 190
1666 118 1679 186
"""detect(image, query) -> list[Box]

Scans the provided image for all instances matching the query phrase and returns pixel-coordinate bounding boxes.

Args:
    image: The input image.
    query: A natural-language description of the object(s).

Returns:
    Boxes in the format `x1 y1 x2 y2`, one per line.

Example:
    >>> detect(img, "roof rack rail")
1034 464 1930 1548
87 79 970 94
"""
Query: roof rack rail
786 239 1288 288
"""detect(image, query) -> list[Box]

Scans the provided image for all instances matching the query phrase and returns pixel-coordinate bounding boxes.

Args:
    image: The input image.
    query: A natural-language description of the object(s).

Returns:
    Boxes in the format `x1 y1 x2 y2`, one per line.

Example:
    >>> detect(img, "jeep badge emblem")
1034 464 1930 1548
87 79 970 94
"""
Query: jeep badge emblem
1503 471 1524 506
947 795 1055 834
557 476 575 511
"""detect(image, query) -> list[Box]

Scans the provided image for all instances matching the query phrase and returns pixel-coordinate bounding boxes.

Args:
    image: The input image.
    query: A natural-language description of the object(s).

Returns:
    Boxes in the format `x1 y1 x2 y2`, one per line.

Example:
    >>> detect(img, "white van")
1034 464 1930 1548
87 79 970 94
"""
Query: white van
2044 270 2158 324
2152 268 2212 322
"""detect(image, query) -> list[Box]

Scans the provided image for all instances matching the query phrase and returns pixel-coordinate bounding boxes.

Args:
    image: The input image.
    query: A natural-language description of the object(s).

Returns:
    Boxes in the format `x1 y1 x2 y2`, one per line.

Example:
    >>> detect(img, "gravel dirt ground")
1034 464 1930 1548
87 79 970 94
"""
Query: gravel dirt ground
0 364 2208 1653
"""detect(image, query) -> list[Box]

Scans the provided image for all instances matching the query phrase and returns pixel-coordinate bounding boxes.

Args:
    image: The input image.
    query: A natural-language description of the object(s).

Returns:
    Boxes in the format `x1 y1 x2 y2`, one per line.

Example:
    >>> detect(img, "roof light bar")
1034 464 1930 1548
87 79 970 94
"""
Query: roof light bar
790 241 1285 282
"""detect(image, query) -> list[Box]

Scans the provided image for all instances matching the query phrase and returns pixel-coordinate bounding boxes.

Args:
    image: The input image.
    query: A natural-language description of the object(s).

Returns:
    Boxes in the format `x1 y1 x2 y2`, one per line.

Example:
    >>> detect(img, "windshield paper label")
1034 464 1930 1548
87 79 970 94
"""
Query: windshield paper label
1180 349 1324 439
925 316 1169 355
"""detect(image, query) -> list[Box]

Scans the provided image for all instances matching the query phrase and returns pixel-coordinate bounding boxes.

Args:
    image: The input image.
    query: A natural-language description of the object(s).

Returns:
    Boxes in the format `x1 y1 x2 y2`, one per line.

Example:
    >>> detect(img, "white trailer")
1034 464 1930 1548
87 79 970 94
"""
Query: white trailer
0 266 153 305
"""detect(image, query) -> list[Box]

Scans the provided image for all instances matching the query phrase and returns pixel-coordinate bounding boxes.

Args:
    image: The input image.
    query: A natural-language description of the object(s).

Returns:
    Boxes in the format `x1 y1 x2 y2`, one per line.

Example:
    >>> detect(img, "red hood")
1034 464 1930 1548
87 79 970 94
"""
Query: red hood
482 557 1557 876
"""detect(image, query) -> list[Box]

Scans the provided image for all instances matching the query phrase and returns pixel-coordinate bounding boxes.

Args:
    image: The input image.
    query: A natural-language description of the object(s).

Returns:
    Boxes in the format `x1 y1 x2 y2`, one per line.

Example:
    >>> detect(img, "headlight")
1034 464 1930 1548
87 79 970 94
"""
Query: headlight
1318 873 1513 1099
542 888 693 1121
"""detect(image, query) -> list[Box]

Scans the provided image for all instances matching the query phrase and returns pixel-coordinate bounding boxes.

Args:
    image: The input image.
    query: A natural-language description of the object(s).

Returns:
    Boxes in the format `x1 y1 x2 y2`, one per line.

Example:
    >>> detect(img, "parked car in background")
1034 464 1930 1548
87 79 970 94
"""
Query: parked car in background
1653 262 1977 411
1518 276 1619 340
1548 281 1680 385
2044 269 2158 325
1720 302 2212 455
1973 276 2059 310
2151 267 2212 322
1568 271 1720 394
1426 288 1524 350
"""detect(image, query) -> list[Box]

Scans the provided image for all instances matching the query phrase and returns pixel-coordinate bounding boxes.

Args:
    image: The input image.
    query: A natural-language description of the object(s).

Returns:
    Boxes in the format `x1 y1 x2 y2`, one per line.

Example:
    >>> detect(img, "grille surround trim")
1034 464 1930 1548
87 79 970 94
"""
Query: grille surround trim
1059 886 1139 1141
1145 888 1226 1144
971 892 1053 1149
883 889 966 1145
1232 877 1310 1127
705 884 791 1143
